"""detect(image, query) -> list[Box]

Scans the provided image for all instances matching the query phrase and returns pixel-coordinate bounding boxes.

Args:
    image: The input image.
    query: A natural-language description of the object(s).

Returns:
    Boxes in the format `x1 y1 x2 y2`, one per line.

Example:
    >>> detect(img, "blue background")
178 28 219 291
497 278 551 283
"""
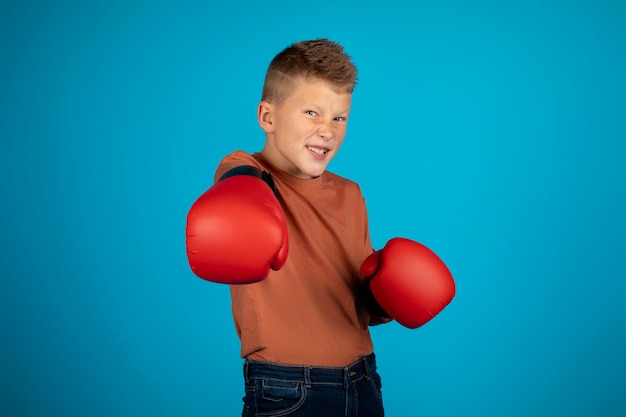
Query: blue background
2 1 625 416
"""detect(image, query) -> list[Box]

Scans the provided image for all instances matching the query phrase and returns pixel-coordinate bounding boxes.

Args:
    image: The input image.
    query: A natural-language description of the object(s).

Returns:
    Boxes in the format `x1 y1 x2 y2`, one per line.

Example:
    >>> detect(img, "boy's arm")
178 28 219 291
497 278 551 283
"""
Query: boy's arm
186 165 288 284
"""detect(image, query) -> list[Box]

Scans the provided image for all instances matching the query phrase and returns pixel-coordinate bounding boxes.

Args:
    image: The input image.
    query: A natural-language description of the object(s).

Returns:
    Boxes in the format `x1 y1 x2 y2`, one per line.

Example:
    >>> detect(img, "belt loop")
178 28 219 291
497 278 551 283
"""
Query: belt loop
363 355 371 379
343 366 349 389
243 360 249 383
304 365 311 388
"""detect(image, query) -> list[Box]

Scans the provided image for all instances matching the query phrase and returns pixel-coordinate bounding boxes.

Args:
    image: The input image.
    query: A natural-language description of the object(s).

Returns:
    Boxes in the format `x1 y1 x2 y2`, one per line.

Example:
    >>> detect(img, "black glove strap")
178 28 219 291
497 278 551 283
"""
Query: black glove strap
218 165 279 197
357 282 392 320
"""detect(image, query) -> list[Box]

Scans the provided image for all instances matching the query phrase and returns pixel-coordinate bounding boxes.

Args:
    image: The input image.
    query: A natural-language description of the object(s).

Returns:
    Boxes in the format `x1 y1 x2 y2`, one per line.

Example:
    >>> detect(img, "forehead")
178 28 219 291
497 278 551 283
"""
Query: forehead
284 77 352 106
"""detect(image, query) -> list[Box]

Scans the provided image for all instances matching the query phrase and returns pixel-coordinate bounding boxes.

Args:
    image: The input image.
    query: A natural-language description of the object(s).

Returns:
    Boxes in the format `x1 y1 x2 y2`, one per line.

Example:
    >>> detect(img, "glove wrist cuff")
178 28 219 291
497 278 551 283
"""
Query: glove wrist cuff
218 165 278 197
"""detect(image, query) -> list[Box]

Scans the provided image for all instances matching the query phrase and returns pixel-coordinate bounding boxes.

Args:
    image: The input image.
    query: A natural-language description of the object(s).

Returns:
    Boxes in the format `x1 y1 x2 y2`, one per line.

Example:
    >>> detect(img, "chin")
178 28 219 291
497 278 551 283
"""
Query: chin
305 167 327 178
297 159 331 179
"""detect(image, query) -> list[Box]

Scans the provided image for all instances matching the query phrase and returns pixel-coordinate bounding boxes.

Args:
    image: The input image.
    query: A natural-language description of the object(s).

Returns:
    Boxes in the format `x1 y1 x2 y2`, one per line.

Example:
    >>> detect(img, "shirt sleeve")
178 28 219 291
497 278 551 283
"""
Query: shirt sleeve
213 150 263 184
358 187 393 326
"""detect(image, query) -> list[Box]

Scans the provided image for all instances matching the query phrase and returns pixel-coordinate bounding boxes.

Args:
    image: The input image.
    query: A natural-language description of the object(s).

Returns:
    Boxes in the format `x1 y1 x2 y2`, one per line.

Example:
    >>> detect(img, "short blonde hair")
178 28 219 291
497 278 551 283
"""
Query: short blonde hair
261 38 358 105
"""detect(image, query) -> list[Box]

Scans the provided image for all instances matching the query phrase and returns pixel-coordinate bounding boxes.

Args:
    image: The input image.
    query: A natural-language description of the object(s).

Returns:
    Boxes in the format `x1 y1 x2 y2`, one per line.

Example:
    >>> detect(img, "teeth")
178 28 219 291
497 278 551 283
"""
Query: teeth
307 146 327 155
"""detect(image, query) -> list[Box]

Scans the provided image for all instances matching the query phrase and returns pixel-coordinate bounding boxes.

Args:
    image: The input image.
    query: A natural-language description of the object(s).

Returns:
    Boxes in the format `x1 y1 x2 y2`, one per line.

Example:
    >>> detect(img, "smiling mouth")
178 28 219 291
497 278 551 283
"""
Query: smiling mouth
306 145 329 156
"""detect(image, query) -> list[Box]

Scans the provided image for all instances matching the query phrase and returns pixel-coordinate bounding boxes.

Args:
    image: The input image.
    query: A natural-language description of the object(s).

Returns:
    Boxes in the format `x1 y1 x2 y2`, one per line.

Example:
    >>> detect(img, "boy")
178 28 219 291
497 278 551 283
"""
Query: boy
186 39 455 417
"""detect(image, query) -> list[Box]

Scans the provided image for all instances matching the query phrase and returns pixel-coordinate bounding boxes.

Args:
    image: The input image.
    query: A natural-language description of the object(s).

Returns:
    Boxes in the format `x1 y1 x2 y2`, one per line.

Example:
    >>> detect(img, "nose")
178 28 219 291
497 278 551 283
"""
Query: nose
317 120 334 140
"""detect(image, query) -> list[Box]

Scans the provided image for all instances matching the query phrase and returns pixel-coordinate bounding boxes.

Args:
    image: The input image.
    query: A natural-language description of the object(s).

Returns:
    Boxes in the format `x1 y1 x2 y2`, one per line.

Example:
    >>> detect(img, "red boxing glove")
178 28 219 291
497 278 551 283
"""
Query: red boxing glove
360 237 455 328
186 166 289 284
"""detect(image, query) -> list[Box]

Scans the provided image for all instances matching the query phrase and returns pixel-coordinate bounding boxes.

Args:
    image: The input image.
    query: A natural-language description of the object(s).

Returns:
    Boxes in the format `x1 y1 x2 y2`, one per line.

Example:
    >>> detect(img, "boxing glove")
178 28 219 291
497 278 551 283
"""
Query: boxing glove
186 166 289 284
360 237 455 328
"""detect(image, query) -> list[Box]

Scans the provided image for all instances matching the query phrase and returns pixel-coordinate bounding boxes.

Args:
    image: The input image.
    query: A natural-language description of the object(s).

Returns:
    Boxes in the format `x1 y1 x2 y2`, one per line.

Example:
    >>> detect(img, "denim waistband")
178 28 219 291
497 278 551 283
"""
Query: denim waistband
244 353 376 387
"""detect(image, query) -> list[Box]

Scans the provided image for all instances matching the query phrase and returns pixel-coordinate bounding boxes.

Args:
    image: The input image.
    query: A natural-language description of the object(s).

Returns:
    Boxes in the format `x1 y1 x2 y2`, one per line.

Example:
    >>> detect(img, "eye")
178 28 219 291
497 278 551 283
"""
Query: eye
305 110 318 117
334 116 347 122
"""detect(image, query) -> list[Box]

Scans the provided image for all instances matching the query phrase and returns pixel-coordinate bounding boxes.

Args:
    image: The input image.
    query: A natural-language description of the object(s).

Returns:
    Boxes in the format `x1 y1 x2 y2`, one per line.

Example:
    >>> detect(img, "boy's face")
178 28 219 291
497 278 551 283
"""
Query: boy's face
258 78 352 179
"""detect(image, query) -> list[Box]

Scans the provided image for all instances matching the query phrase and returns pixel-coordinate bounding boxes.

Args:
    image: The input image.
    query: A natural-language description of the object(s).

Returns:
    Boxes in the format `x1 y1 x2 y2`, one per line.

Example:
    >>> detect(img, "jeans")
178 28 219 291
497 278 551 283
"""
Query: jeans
241 353 384 417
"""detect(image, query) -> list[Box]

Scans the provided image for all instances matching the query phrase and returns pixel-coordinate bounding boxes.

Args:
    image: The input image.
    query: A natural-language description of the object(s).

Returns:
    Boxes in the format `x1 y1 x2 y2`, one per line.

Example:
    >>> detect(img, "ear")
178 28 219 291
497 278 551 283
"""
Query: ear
257 101 274 133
